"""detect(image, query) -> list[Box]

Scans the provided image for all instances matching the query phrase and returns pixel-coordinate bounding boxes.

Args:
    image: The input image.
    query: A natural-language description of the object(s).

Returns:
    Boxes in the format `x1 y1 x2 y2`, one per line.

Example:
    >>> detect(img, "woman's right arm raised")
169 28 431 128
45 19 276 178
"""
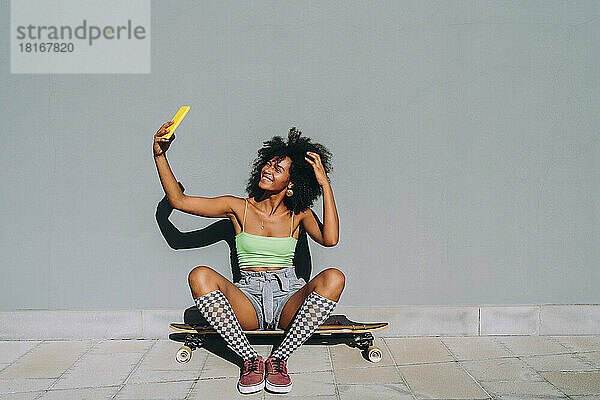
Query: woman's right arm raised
153 121 235 218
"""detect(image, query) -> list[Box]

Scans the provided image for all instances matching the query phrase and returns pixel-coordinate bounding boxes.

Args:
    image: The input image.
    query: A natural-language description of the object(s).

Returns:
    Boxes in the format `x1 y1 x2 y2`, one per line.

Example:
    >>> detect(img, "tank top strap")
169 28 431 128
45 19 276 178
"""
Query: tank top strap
290 212 294 237
242 198 248 232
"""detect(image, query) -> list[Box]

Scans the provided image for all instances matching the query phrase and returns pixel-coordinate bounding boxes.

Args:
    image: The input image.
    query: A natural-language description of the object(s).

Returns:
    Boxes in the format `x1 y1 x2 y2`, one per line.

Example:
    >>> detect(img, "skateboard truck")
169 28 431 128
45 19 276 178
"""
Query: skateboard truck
176 334 204 364
353 332 383 362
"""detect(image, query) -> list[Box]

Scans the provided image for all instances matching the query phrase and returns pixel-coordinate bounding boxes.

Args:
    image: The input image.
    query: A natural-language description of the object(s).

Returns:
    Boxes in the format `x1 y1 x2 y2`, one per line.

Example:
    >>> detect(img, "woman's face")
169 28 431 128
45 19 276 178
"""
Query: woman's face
259 156 293 192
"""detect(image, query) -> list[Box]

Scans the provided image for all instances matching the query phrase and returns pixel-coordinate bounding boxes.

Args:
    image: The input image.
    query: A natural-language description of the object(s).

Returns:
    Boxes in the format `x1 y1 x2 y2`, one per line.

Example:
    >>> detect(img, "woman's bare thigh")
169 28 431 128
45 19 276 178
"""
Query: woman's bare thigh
188 266 260 330
277 276 320 330
277 268 345 330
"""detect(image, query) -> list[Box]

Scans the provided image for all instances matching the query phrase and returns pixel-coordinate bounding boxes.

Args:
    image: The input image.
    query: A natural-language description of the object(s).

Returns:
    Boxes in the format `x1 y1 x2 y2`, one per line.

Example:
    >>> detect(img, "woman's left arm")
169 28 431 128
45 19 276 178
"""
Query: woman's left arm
305 151 339 246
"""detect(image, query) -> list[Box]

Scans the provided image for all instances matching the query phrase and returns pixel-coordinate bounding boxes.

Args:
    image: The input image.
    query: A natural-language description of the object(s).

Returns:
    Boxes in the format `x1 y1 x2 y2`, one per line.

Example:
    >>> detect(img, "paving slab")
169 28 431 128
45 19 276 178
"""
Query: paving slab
548 336 600 352
284 344 332 373
278 370 336 397
187 377 262 399
385 337 455 365
330 338 394 369
487 395 568 400
334 365 404 385
197 355 242 379
398 361 490 399
441 336 513 360
36 386 119 399
51 353 143 389
539 371 600 395
0 378 55 394
137 340 207 371
521 353 596 372
114 380 194 399
0 392 45 400
89 339 154 354
0 341 93 379
127 368 200 384
337 383 413 399
479 380 569 397
0 342 42 364
494 336 571 357
577 351 600 367
265 396 335 400
459 357 544 381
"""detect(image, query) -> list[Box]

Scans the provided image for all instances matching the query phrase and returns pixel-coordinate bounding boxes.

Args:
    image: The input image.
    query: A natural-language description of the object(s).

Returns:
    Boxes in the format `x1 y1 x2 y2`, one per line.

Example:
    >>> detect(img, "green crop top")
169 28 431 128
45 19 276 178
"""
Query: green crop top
235 198 298 269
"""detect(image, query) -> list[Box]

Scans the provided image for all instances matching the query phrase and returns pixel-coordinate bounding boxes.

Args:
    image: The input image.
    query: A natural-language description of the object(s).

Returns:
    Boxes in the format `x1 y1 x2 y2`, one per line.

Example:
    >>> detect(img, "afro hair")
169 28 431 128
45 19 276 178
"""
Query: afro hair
246 127 332 214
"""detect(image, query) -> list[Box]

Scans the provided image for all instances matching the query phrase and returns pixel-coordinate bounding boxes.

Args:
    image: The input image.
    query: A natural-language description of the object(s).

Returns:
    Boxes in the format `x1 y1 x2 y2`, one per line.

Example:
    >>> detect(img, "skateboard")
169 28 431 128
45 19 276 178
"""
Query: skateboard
170 313 388 364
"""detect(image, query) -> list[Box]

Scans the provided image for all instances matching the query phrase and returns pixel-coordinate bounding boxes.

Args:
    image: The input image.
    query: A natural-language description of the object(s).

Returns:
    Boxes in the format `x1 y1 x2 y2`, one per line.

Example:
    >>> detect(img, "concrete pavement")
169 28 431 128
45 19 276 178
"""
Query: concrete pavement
1 334 600 399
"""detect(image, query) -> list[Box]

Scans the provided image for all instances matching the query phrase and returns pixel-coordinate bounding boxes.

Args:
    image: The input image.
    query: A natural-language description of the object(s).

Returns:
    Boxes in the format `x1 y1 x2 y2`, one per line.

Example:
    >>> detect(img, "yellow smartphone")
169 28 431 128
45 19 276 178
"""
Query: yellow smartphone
161 105 190 139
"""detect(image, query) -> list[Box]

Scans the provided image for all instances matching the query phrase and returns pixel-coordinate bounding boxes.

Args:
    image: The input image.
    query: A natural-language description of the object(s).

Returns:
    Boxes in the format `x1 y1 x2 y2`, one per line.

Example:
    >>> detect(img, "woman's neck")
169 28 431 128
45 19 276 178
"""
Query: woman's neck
255 192 288 216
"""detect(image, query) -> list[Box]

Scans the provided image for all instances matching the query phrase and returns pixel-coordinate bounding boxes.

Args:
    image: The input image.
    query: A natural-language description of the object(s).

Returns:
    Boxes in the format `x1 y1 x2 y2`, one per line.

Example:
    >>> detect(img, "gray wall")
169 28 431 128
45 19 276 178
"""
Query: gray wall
1 1 599 311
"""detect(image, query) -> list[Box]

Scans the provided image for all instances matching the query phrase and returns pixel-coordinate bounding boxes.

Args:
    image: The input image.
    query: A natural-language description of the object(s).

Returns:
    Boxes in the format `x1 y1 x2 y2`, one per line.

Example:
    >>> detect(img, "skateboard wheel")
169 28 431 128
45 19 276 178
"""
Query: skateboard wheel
176 346 192 363
367 346 382 363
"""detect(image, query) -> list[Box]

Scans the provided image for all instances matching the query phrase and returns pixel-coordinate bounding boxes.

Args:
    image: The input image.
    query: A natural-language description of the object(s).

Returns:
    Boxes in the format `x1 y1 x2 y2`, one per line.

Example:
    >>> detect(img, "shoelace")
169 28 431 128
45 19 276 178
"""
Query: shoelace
268 357 288 376
243 357 262 375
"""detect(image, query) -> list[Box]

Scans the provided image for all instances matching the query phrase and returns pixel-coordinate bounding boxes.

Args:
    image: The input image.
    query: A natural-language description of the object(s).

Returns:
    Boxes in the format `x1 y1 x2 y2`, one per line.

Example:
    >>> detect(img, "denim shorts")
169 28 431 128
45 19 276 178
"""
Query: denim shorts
234 267 307 331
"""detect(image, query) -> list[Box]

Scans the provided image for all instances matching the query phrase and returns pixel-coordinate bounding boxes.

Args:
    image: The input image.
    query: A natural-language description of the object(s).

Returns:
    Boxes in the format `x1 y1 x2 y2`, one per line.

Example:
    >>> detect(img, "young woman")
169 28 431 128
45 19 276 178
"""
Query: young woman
153 124 345 394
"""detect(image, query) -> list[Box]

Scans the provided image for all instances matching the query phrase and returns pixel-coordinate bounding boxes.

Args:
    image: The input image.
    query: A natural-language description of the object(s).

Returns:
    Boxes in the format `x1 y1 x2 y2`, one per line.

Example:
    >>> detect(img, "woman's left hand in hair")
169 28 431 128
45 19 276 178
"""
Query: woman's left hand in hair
305 151 329 187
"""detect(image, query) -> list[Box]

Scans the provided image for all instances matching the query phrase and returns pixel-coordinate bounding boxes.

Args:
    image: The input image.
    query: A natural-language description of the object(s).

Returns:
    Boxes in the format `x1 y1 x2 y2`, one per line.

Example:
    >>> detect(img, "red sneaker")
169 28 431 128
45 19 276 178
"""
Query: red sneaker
238 355 265 394
265 356 292 393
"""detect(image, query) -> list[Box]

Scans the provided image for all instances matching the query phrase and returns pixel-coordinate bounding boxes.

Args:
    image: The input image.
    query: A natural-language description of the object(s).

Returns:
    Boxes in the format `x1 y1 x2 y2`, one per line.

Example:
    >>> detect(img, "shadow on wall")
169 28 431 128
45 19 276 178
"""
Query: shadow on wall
154 182 315 284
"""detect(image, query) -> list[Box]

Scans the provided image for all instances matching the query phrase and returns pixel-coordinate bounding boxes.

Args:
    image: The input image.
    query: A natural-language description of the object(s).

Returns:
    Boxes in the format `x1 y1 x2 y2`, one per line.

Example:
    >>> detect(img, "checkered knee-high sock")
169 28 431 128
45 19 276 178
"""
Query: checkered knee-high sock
194 290 260 361
270 290 337 360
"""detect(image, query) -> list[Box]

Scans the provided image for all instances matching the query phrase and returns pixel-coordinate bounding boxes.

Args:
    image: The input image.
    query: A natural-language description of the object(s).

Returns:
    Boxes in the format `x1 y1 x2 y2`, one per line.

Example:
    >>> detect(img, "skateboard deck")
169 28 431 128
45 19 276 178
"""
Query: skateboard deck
170 314 388 364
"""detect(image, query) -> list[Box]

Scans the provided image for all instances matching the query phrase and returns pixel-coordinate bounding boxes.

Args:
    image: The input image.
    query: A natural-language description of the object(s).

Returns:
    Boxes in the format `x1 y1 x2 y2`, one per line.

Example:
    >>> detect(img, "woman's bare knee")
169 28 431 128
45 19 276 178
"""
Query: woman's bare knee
322 267 345 291
312 268 345 301
187 266 259 329
188 265 215 285
188 266 218 297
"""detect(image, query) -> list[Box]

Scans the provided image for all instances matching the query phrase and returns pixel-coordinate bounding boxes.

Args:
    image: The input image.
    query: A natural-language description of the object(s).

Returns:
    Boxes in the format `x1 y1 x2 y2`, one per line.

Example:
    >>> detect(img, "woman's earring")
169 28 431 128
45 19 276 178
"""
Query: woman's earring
286 188 294 197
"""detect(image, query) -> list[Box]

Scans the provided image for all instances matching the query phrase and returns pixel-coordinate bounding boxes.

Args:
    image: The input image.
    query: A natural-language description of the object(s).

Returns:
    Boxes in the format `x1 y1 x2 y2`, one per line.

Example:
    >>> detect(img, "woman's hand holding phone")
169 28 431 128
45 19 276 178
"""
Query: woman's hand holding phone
153 106 190 156
153 121 175 157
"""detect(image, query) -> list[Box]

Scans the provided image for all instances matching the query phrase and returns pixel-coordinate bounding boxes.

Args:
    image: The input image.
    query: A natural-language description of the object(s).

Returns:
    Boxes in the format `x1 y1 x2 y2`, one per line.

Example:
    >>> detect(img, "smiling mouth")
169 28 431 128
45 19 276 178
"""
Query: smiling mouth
261 175 273 182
